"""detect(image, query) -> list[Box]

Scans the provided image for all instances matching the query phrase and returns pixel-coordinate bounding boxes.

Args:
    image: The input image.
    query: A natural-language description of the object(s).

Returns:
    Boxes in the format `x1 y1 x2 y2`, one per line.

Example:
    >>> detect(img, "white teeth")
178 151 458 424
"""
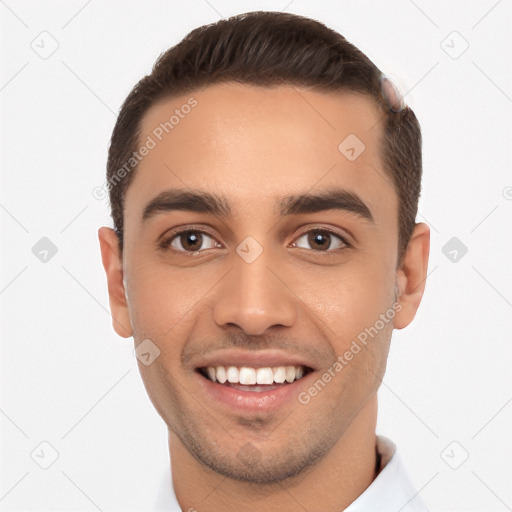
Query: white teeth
285 366 296 383
206 365 307 385
256 367 274 385
239 367 256 385
226 366 239 383
216 366 227 384
207 367 217 382
272 366 286 384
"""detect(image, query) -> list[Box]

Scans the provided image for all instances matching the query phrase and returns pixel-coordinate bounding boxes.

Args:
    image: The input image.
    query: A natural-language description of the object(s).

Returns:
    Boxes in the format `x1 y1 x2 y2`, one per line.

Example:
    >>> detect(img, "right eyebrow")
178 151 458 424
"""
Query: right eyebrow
142 189 231 221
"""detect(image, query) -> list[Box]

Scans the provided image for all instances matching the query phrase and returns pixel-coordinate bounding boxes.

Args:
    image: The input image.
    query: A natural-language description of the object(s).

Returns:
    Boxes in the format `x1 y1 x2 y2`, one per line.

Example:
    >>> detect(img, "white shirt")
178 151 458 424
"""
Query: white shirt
152 435 429 511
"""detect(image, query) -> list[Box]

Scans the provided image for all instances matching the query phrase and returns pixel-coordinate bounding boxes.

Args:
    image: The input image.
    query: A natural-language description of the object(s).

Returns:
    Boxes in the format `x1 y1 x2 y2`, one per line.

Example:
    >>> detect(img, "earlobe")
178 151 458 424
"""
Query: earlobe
98 227 133 338
393 222 430 330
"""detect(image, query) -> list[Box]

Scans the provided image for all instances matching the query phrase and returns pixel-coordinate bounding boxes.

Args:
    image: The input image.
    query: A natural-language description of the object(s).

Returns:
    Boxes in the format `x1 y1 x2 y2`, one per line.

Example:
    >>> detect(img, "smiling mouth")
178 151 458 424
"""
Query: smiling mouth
197 365 313 391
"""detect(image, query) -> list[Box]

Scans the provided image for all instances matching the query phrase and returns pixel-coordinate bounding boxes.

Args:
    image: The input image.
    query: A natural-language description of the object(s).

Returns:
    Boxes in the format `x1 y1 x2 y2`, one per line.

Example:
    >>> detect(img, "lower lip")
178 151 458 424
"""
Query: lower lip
195 369 315 413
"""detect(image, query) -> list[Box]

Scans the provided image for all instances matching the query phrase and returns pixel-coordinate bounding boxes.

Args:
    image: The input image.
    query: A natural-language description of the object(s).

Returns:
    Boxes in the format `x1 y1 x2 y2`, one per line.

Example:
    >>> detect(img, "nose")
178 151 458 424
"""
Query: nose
212 247 298 335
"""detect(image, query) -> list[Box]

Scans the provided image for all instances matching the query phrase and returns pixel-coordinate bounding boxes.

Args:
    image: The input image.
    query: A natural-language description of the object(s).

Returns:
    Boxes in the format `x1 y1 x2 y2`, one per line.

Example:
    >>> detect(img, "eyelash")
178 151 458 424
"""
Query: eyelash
159 226 351 255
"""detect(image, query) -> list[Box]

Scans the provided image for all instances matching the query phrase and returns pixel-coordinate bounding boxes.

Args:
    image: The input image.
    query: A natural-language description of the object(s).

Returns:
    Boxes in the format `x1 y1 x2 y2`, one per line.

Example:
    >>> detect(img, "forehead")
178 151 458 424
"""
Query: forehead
125 82 396 223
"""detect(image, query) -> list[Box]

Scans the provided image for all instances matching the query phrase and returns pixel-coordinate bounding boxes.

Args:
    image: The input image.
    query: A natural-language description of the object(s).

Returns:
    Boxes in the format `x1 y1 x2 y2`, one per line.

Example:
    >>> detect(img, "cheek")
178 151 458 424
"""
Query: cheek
124 262 178 335
298 259 396 342
125 260 213 341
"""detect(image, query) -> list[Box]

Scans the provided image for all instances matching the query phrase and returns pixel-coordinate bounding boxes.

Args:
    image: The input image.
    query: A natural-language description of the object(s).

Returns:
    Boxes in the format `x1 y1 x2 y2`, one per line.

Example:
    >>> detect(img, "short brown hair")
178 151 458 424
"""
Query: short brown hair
106 10 422 263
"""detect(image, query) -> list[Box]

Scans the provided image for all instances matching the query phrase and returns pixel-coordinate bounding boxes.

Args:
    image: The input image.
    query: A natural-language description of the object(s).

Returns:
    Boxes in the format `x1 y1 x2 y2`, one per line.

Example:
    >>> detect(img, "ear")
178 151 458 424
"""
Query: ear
393 222 430 330
98 227 133 338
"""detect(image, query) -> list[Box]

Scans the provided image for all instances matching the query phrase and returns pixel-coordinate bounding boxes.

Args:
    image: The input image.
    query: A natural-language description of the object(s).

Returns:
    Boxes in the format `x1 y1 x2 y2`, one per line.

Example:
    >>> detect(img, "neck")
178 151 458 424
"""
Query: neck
169 395 378 512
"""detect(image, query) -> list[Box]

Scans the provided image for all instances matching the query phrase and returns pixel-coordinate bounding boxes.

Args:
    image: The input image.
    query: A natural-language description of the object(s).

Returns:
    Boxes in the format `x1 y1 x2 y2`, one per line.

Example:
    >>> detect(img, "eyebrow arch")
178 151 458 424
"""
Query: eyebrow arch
142 190 231 220
278 188 374 222
142 187 374 223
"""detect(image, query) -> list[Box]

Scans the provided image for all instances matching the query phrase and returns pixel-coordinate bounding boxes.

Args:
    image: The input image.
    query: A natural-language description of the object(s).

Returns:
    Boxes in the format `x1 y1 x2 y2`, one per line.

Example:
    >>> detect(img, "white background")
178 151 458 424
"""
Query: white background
1 1 511 511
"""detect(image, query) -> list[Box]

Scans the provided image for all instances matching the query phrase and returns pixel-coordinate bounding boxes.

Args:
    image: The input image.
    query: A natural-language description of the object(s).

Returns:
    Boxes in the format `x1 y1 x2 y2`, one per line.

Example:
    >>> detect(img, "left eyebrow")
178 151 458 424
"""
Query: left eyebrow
277 188 374 222
141 187 374 223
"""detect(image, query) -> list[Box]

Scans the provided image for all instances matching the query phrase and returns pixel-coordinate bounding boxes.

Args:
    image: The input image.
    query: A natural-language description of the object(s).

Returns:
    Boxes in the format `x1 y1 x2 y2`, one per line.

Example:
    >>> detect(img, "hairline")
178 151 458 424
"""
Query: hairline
126 81 394 207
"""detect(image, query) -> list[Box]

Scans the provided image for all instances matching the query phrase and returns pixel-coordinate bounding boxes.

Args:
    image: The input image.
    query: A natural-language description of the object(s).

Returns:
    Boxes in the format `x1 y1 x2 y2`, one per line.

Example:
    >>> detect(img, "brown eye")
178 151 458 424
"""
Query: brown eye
166 230 219 252
292 229 347 252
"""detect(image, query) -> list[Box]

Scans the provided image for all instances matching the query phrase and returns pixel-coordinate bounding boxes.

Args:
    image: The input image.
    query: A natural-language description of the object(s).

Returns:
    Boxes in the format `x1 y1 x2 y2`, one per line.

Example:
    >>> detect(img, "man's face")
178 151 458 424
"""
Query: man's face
118 83 404 482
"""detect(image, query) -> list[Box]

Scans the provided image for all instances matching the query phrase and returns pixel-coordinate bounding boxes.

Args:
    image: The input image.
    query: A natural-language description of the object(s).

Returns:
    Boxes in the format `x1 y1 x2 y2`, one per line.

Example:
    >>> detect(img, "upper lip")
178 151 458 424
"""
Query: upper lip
193 349 318 371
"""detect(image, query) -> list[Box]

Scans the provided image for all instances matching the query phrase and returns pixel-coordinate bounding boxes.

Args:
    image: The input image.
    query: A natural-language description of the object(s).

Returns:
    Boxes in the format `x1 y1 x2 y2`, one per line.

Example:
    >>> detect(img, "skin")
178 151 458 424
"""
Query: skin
99 83 430 512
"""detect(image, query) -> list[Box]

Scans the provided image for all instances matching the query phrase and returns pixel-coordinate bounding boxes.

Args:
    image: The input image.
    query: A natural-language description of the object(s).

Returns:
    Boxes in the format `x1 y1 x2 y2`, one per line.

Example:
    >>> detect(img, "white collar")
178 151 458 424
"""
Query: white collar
152 435 429 511
344 435 429 511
